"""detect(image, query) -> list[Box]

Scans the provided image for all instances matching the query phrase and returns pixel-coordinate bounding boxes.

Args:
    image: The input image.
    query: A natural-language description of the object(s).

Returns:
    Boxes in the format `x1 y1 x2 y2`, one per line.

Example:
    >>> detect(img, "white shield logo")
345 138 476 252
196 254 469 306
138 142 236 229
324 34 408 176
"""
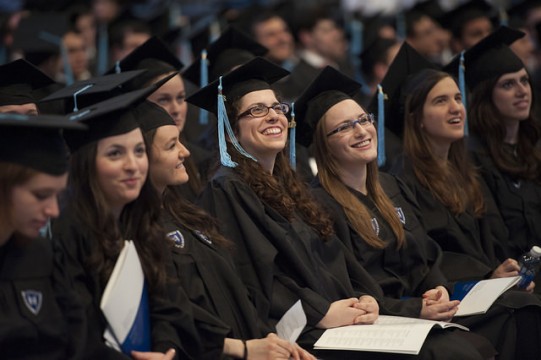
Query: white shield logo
395 207 406 225
21 290 42 315
167 230 185 248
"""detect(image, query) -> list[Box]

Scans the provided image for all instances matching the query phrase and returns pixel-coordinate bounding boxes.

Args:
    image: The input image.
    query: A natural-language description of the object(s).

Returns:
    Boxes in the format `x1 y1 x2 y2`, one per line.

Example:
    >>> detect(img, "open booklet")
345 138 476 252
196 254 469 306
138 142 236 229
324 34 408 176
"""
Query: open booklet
100 240 151 354
453 276 520 316
314 315 468 355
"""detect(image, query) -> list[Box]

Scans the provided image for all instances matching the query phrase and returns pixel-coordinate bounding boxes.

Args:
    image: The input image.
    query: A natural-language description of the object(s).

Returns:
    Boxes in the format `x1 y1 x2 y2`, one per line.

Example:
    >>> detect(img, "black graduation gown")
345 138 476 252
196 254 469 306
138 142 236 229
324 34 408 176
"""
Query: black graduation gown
468 137 541 259
390 156 506 281
51 210 203 360
198 167 487 360
391 156 541 359
311 173 449 302
162 212 269 341
0 236 85 359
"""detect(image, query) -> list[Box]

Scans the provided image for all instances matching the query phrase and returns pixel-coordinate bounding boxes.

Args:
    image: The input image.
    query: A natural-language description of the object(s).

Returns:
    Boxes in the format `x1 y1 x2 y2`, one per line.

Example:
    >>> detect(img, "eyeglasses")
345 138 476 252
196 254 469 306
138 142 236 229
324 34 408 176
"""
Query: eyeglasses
326 113 375 137
237 103 290 119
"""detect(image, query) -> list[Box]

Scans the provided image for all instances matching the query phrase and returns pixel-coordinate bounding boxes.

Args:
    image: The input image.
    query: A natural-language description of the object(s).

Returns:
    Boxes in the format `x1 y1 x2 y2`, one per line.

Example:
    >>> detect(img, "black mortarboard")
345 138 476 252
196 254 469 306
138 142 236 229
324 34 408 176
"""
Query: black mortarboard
40 70 147 113
0 113 86 175
63 74 176 152
294 66 361 147
407 0 446 23
135 101 176 132
440 0 495 38
444 26 525 90
0 59 56 106
368 42 439 137
507 0 541 21
104 36 183 76
186 57 289 115
182 26 268 86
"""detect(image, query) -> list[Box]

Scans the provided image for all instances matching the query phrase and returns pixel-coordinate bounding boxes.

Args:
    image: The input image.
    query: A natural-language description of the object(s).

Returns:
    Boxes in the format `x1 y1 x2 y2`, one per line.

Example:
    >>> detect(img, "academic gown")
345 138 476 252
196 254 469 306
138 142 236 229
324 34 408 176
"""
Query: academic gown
311 173 449 301
0 236 85 359
198 166 488 360
391 156 541 359
51 210 204 360
468 136 541 259
162 212 269 342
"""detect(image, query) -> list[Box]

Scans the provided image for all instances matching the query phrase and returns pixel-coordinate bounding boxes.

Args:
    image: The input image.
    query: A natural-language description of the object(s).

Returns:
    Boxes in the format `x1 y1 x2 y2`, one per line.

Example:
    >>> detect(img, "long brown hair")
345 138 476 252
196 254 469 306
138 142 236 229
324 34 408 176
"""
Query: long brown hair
68 141 168 294
469 75 541 183
403 69 484 216
226 93 334 240
314 110 405 249
143 128 232 249
0 162 39 236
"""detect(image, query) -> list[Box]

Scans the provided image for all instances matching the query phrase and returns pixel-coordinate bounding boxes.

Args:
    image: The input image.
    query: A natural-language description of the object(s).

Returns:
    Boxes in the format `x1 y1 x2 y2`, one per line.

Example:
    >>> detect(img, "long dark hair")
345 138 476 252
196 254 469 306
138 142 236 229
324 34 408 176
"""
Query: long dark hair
225 92 334 239
403 69 485 216
143 128 232 249
469 74 541 183
314 114 405 249
68 141 168 294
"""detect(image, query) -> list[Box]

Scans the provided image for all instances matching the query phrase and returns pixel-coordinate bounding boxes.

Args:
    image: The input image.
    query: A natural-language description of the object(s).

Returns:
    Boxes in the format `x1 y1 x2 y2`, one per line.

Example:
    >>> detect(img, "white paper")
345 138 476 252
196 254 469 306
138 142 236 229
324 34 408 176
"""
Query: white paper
314 315 468 355
455 276 520 316
100 240 145 343
275 300 307 343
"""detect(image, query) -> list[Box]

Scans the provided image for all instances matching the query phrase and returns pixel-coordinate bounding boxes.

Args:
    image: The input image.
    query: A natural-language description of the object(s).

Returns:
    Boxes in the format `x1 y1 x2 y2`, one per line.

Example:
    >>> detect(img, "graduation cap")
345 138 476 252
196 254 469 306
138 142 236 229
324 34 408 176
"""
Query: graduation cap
135 101 176 132
368 42 439 138
0 112 86 175
186 57 289 167
104 36 183 76
40 70 148 113
0 59 56 106
507 0 541 21
440 0 495 38
294 66 361 148
64 73 177 152
444 26 525 90
182 26 268 86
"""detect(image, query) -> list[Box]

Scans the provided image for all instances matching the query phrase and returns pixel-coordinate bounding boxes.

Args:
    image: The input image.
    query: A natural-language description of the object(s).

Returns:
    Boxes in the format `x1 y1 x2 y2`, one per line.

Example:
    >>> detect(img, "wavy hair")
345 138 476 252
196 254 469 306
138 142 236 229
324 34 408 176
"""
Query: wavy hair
225 93 334 240
402 69 484 217
68 141 168 294
469 75 541 183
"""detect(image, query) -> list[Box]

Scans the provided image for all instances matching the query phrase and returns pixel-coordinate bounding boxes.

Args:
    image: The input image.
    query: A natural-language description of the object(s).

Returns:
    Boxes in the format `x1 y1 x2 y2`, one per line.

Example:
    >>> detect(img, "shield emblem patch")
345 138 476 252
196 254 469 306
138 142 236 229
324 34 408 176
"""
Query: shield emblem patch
395 207 406 225
167 230 185 248
21 290 42 315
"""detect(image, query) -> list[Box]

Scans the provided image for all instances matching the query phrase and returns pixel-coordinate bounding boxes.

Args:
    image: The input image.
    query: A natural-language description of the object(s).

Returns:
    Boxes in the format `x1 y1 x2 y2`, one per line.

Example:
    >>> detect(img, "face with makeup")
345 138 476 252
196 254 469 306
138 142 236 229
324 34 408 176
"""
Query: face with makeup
148 124 190 193
323 99 377 170
420 76 466 146
235 89 289 165
95 127 148 213
491 68 531 124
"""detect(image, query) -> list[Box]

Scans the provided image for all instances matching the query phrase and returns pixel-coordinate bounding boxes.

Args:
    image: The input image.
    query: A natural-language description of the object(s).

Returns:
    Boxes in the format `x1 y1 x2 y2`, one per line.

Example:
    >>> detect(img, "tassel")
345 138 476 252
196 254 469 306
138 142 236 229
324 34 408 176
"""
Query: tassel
115 60 121 74
289 102 297 170
459 51 469 136
216 77 257 167
199 49 209 125
97 23 109 75
72 84 94 112
377 84 386 168
396 13 406 41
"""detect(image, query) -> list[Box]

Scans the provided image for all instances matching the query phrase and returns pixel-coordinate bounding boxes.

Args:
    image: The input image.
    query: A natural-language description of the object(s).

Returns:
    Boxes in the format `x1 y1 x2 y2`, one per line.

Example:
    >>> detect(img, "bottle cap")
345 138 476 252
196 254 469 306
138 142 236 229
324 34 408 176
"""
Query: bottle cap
530 246 541 257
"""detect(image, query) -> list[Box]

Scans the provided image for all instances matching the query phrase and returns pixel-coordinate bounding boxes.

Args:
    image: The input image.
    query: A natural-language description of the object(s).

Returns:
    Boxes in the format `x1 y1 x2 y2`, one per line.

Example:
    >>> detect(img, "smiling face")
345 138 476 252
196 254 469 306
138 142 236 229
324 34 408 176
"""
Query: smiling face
235 89 288 165
492 68 531 124
421 76 465 146
95 128 148 213
147 73 188 132
10 172 67 240
324 99 377 170
149 125 190 193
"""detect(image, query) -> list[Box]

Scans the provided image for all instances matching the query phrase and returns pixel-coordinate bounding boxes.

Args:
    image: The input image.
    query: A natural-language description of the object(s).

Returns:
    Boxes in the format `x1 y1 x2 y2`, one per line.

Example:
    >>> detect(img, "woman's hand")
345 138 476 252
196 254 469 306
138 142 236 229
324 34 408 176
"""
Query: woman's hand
352 295 379 324
131 349 176 360
420 285 458 321
316 298 369 328
246 333 316 360
491 258 520 278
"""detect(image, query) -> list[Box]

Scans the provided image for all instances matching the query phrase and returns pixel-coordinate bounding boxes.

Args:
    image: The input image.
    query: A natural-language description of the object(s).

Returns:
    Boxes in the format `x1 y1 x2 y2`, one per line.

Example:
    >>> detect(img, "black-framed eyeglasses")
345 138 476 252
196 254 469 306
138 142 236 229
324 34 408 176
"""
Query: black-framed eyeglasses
237 103 290 119
326 113 376 137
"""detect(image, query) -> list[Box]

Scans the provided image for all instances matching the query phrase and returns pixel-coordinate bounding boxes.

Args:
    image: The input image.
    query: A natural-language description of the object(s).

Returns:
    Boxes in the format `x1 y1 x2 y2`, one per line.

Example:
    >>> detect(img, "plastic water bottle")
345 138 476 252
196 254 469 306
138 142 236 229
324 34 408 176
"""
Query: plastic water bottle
517 246 541 289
